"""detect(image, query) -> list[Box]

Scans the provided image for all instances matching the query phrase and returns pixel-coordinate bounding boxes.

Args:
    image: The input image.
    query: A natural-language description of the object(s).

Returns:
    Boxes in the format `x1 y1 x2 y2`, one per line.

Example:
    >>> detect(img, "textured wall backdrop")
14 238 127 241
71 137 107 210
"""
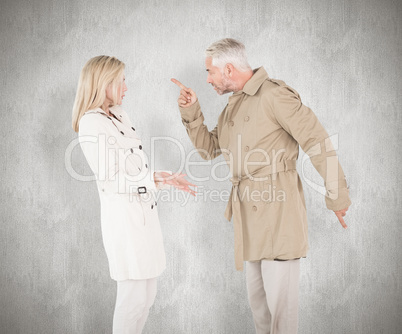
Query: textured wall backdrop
1 0 401 333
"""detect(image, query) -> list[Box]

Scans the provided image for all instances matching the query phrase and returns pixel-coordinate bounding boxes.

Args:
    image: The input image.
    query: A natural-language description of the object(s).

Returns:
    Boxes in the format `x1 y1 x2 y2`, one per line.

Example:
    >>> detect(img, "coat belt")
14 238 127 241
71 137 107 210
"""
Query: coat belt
224 160 297 271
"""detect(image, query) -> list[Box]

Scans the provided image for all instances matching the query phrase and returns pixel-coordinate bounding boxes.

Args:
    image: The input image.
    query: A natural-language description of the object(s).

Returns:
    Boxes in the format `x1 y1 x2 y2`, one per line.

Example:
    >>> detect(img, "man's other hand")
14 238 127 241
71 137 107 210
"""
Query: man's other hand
334 207 349 229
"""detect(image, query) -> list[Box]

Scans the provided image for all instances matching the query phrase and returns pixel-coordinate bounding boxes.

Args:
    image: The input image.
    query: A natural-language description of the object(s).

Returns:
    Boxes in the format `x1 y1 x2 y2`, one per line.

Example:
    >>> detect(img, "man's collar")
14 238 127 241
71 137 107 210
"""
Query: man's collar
241 67 269 96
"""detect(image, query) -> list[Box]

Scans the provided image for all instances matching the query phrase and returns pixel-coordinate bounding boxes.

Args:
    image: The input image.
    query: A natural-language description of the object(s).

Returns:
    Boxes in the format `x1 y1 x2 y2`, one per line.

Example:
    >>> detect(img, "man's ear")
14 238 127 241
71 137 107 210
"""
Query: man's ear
225 63 235 77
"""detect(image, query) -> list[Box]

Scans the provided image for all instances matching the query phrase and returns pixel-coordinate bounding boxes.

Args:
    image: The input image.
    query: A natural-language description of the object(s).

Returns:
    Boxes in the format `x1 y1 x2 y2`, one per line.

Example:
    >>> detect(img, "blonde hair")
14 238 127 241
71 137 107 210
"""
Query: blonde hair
205 38 251 72
72 55 125 132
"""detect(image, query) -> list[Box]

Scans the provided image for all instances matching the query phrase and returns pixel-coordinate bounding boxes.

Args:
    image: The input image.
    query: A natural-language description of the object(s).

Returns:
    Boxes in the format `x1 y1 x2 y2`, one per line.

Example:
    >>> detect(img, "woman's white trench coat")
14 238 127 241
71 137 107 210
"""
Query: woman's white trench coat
79 106 166 281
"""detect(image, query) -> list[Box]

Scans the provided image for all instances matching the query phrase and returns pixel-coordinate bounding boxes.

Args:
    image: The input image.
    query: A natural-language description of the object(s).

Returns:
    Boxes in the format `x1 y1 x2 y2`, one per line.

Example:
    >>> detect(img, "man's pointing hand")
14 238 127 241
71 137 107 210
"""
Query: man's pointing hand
171 78 197 108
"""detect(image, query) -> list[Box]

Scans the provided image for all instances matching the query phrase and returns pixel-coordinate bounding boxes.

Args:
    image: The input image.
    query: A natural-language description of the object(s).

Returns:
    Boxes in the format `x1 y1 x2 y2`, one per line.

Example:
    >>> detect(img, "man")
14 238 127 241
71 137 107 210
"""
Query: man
172 38 351 334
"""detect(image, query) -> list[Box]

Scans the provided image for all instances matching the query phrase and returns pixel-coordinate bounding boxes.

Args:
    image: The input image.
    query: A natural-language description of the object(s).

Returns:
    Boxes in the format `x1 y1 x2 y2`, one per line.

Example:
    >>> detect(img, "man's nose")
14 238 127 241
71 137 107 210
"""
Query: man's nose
206 75 212 84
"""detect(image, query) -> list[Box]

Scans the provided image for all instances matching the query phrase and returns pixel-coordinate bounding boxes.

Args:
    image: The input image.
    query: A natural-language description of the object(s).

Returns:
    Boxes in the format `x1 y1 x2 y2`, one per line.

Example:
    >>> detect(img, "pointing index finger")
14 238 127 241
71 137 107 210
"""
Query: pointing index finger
171 78 187 90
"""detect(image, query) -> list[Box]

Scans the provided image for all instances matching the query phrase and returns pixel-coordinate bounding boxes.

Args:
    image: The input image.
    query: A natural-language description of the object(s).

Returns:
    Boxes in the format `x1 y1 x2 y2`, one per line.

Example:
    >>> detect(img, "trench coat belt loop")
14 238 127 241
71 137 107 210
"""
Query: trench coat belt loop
224 159 297 271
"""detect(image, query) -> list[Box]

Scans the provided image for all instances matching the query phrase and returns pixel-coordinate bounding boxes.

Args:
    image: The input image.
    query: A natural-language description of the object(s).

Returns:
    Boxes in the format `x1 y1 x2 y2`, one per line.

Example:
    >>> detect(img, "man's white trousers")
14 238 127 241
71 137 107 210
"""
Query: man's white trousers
246 259 300 334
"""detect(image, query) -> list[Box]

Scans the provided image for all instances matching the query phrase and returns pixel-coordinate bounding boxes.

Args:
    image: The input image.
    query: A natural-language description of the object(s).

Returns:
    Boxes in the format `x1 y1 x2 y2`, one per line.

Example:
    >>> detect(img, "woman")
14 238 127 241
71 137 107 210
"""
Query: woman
72 55 195 333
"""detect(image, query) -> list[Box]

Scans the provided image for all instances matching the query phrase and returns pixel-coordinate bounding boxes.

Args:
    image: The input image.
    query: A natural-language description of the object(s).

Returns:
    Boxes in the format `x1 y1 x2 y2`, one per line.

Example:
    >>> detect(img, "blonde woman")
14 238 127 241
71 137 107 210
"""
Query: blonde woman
72 55 195 333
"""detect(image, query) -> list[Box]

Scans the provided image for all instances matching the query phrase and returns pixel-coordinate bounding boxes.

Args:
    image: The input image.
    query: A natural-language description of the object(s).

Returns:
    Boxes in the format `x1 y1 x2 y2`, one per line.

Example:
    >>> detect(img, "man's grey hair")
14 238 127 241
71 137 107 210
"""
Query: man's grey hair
205 38 251 72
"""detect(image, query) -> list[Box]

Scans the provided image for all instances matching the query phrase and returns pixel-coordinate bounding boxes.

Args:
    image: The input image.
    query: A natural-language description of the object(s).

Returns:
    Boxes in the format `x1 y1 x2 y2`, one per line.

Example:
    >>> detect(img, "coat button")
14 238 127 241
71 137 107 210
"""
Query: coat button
244 146 249 152
132 127 135 131
244 116 250 122
139 145 142 150
130 148 133 153
229 120 234 126
145 164 148 168
120 131 124 135
155 201 157 206
252 205 257 211
151 205 154 209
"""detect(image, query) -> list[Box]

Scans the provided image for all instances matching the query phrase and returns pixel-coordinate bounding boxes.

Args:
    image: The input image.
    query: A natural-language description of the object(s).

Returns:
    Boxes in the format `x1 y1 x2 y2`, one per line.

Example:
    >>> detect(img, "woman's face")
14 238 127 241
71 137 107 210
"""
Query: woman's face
105 73 127 106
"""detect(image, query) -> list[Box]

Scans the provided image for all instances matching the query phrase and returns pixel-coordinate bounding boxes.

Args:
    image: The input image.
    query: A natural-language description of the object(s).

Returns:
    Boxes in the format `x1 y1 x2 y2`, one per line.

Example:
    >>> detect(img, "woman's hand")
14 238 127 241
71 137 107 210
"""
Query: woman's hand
154 171 196 196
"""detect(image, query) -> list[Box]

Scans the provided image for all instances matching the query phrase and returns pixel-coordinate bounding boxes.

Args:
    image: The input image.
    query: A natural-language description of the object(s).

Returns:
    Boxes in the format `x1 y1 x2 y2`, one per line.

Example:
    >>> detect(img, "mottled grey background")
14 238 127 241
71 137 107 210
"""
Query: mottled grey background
1 0 401 333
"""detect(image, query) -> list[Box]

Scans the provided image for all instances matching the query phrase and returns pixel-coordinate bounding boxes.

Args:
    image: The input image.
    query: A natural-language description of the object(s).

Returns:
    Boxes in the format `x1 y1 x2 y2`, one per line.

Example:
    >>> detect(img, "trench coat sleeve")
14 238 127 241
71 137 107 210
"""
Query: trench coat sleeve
79 114 157 194
179 100 221 160
270 86 351 211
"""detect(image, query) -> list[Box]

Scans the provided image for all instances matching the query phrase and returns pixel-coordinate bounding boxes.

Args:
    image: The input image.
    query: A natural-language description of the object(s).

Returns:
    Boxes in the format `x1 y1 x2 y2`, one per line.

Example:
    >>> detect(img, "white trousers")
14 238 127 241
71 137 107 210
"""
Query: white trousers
246 259 300 334
112 278 157 334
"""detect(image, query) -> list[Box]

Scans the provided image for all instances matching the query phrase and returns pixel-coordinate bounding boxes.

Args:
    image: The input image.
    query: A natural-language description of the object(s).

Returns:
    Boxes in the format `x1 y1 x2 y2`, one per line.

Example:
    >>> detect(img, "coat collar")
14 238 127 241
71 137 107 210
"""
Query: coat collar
240 67 269 96
85 107 106 115
85 105 123 119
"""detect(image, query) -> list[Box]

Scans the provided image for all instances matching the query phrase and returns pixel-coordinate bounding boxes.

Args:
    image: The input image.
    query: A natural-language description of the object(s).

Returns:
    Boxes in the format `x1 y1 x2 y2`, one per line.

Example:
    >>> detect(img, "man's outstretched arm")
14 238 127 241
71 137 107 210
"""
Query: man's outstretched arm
171 78 222 160
269 85 351 228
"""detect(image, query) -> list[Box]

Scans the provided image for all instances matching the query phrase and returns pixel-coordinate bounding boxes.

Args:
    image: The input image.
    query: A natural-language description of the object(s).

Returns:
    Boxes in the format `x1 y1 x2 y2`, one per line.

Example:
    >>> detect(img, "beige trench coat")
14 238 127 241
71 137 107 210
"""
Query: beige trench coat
179 67 351 270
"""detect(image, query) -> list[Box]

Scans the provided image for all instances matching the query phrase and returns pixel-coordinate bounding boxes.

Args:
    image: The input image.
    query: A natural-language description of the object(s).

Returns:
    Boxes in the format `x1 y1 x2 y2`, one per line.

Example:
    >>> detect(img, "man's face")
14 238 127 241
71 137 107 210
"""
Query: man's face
205 57 233 95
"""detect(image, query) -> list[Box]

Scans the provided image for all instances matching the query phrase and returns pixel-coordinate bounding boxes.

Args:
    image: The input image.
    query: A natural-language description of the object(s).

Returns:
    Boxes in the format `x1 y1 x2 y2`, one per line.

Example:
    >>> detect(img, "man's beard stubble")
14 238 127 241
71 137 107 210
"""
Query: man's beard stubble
214 72 238 95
